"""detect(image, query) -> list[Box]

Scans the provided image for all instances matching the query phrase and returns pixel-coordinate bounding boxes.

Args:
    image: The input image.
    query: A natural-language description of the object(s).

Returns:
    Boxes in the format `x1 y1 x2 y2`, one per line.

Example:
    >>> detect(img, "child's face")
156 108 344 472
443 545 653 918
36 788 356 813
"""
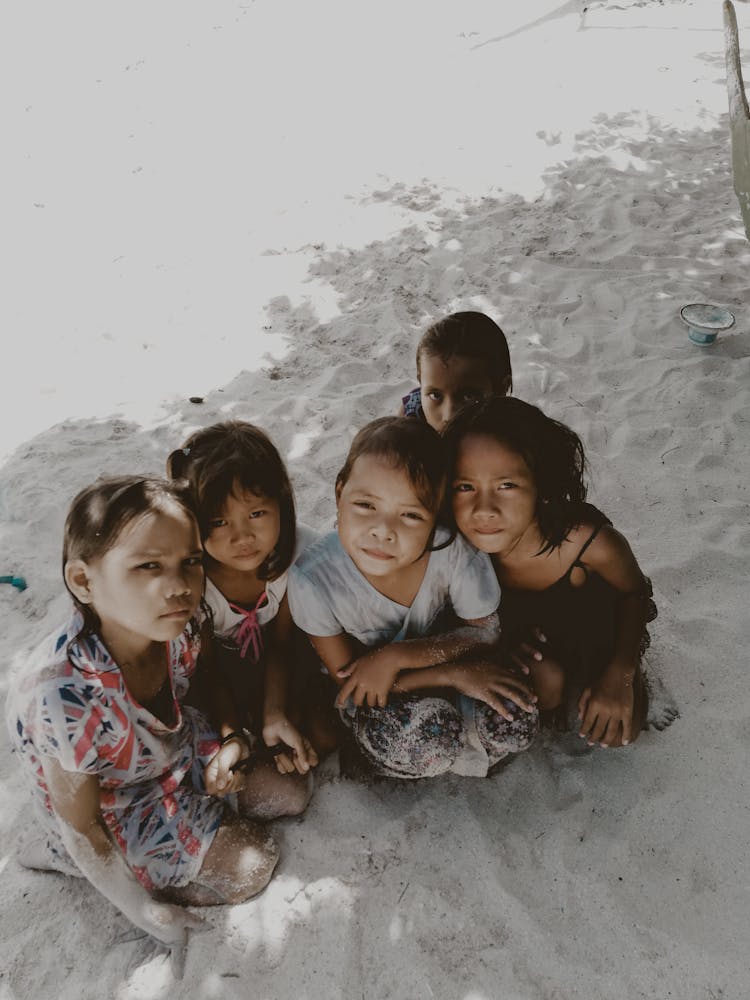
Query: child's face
72 505 204 646
203 483 281 575
336 454 435 582
452 433 538 558
419 352 497 433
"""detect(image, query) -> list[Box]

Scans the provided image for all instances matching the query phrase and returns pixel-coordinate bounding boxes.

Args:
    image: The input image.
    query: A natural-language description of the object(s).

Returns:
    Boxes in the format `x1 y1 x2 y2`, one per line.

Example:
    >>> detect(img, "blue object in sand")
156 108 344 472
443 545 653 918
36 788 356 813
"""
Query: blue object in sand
0 575 27 592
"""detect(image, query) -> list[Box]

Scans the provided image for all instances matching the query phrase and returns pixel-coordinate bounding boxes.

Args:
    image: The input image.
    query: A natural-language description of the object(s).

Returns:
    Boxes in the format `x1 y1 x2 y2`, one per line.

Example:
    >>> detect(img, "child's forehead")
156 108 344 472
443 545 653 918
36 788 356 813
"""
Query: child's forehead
457 433 532 471
347 452 432 504
226 481 270 506
112 504 198 550
420 350 492 383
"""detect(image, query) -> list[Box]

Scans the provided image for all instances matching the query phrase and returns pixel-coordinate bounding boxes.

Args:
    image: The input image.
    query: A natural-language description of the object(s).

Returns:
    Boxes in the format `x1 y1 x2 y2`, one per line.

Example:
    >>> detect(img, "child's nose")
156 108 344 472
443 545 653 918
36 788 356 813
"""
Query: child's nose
165 569 193 598
232 521 256 541
370 516 395 540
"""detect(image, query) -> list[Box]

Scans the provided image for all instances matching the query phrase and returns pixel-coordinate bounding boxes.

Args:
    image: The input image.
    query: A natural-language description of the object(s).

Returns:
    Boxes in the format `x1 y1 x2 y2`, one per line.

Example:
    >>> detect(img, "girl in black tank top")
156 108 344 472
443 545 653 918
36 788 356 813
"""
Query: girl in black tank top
444 397 657 749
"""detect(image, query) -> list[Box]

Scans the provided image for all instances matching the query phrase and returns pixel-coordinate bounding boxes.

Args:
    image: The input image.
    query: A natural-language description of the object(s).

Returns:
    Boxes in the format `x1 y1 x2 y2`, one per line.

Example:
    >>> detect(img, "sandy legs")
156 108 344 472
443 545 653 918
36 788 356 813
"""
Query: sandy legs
160 816 280 906
353 694 538 779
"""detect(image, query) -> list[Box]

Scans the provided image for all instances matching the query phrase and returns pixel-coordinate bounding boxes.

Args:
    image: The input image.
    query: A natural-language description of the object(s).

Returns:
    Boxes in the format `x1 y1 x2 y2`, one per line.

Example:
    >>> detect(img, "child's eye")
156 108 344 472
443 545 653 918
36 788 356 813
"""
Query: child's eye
184 556 204 568
498 482 516 490
402 511 424 521
453 483 474 493
250 510 266 519
208 518 227 530
425 391 442 402
353 501 374 510
135 561 160 571
459 390 481 403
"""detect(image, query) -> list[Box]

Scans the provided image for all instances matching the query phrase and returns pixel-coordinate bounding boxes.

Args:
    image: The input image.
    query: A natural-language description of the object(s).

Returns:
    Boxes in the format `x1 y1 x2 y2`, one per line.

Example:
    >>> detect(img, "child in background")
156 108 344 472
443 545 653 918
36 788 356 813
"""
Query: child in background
168 421 327 811
287 417 538 780
7 477 280 973
400 311 512 432
444 397 658 748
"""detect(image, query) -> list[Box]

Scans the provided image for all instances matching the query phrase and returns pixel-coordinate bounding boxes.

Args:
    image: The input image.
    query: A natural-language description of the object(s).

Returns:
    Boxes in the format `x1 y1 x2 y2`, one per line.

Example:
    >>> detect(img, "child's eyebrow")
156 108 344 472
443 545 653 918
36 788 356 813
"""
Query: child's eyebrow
352 489 427 510
130 548 203 558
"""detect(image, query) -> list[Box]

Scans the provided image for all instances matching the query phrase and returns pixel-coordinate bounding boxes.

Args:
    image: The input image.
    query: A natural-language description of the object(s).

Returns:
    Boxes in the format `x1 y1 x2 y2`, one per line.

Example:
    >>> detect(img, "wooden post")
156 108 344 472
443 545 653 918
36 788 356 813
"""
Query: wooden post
724 0 750 240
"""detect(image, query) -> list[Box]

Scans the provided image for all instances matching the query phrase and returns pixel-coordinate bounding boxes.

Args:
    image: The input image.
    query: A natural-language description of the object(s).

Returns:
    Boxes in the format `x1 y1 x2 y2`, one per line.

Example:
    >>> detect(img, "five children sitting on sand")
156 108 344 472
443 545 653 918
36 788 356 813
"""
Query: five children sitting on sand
6 310 659 962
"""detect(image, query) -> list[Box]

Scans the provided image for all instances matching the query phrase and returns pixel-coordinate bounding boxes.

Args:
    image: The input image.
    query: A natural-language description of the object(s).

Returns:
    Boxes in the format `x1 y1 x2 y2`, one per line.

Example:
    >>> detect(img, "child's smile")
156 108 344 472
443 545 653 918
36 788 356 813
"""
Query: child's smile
452 433 539 558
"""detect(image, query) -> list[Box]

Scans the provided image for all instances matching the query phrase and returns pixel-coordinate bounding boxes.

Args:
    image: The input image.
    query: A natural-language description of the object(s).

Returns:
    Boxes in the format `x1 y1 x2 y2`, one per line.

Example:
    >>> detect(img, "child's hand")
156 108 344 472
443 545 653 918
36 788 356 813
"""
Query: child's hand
447 660 537 721
578 671 635 748
335 649 401 709
262 715 319 775
508 626 547 675
203 737 250 797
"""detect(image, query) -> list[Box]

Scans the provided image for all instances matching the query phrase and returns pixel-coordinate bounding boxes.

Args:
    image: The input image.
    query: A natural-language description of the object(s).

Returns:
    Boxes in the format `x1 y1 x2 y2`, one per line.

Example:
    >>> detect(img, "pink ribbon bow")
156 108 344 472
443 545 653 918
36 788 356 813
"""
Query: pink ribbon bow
228 592 268 662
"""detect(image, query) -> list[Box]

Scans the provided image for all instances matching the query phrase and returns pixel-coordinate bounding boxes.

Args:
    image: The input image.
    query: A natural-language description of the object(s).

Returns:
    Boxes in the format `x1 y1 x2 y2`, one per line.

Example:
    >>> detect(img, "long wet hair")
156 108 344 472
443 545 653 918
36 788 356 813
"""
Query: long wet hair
63 476 200 639
442 396 588 553
167 420 295 581
416 311 513 394
336 416 452 550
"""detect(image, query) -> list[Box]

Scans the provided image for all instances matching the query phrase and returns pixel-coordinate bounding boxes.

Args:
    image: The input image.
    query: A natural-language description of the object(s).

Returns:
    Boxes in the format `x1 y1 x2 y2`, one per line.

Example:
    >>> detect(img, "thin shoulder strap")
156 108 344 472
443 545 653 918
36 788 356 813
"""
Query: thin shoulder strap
561 522 605 582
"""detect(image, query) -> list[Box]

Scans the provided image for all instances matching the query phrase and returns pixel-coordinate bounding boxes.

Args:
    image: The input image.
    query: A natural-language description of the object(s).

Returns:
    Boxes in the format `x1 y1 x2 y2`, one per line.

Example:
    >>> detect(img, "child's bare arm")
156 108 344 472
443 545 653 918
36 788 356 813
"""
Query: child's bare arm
394 657 537 720
335 614 501 708
40 755 202 974
262 596 318 774
576 525 649 747
193 624 255 796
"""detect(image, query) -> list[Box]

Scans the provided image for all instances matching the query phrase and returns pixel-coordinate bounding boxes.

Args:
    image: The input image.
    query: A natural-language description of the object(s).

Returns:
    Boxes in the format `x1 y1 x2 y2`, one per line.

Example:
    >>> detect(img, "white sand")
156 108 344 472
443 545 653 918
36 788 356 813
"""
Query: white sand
1 1 748 997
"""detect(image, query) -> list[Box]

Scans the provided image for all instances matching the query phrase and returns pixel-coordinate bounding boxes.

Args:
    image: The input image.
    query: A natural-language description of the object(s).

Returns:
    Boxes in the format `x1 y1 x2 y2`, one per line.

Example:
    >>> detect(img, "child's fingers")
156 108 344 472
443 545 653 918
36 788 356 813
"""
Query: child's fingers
335 677 356 706
496 684 536 713
531 626 547 644
336 665 354 679
518 641 543 663
304 741 319 768
577 687 592 719
275 753 296 774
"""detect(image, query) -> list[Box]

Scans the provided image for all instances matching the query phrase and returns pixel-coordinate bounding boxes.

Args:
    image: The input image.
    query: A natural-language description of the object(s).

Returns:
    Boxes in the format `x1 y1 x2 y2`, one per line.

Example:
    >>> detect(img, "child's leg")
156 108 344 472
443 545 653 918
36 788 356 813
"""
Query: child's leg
353 695 464 779
474 699 539 764
161 816 279 906
237 760 313 820
528 655 565 711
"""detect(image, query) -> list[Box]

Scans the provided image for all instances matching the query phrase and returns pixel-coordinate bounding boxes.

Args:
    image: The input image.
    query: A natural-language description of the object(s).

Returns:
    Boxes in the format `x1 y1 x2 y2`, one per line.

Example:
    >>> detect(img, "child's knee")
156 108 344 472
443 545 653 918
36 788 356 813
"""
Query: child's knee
530 658 565 710
354 696 464 778
475 701 539 756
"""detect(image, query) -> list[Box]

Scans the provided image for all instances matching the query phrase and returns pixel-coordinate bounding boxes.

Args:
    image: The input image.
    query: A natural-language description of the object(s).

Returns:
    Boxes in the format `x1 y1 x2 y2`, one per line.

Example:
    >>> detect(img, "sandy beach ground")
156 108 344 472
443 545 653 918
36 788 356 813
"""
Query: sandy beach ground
1 2 748 998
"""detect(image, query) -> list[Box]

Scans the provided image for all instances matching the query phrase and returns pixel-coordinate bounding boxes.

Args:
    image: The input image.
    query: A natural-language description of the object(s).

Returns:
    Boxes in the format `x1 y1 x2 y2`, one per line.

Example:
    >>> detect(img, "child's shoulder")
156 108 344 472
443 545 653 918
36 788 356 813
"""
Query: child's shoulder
293 521 321 558
290 530 344 578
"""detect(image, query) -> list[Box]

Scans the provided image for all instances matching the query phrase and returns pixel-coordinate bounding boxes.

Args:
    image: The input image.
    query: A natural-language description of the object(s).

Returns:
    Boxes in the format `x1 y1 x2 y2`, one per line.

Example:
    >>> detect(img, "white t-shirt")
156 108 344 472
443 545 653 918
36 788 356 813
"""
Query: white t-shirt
205 522 319 642
287 528 500 644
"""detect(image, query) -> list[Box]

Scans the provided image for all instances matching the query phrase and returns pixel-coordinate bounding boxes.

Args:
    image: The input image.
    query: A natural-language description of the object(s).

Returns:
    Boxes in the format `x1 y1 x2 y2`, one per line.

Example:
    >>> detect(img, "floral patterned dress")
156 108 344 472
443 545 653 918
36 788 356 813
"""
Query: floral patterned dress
6 611 225 891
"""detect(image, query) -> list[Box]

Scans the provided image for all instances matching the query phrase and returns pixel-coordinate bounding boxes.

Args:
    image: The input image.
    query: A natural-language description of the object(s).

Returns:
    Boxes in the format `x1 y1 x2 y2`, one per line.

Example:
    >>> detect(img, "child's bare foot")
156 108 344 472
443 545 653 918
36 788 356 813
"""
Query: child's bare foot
644 670 679 731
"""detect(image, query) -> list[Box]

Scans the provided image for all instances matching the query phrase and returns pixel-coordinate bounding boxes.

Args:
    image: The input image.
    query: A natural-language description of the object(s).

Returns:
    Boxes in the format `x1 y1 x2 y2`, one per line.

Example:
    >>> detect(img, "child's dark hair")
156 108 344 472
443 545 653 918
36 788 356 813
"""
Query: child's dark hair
416 311 513 394
167 421 295 581
63 476 199 639
442 396 587 553
336 417 447 518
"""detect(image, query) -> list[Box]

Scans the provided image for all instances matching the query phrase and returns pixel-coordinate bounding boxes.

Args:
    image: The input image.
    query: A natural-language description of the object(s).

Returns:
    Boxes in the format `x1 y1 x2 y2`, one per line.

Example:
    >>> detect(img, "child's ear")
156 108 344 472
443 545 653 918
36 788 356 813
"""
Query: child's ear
65 560 94 604
334 479 343 504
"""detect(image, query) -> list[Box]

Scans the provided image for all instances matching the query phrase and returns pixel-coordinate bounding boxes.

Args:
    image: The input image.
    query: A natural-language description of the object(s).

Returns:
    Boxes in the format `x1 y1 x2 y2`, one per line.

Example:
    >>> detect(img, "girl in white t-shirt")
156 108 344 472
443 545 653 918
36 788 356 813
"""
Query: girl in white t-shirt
288 417 539 779
169 421 326 813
